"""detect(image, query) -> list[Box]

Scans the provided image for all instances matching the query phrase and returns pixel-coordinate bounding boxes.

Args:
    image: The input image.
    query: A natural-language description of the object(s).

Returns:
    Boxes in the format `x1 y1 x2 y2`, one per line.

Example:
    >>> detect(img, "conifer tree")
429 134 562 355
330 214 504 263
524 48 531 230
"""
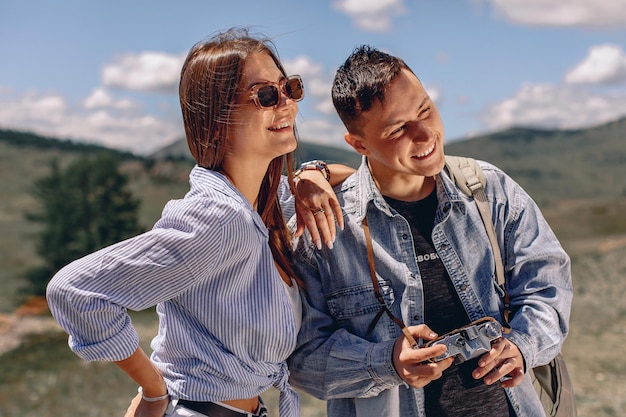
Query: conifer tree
23 153 143 296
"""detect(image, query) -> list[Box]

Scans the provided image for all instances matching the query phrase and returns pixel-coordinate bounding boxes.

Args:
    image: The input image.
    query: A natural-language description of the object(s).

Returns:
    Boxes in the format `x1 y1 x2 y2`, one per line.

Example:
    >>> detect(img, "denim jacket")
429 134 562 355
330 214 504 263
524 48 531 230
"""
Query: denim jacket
288 157 572 417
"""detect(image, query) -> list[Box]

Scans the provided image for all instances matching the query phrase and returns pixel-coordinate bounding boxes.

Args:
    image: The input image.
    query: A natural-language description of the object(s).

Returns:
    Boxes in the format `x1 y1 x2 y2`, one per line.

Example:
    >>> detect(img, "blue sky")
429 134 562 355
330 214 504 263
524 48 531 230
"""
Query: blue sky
1 0 625 154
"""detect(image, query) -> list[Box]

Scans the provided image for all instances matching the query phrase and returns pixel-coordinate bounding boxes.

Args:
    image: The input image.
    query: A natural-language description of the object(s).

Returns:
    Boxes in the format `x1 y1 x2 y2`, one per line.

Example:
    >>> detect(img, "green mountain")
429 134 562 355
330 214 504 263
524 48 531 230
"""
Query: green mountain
1 123 625 416
0 129 139 159
150 117 626 204
150 135 363 167
1 118 625 312
444 117 626 204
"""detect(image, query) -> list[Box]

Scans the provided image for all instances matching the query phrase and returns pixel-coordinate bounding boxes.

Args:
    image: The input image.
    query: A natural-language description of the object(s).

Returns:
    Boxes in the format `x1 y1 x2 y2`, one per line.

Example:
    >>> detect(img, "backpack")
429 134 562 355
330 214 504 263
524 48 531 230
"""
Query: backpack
444 155 577 417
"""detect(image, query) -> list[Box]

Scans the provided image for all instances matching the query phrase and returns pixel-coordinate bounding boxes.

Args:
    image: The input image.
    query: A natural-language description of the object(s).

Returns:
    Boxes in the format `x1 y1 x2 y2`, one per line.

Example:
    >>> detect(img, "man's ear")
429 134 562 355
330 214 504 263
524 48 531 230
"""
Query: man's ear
344 132 368 156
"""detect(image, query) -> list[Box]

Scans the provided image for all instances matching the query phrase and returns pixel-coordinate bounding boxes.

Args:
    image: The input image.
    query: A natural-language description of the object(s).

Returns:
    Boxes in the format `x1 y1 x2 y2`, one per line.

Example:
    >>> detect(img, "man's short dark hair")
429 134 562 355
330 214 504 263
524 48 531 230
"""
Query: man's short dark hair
332 45 415 134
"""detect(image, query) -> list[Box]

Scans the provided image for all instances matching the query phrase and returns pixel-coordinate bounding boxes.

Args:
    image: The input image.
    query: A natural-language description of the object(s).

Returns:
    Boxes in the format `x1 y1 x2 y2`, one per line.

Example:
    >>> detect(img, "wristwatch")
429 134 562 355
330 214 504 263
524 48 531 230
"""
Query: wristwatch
293 160 330 182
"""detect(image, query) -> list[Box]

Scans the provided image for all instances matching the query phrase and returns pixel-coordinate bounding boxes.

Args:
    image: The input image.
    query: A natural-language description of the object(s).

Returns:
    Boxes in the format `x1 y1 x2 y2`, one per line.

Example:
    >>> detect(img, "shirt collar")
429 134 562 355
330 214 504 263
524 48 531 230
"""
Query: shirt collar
340 156 395 221
189 165 252 209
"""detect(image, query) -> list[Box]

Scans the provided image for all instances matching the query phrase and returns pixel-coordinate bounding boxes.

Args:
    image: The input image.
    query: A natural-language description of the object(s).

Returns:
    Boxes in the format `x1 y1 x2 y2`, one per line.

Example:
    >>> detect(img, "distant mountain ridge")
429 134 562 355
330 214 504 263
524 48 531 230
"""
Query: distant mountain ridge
1 123 625 416
0 129 139 159
444 117 626 203
2 115 625 204
149 116 626 203
149 135 363 168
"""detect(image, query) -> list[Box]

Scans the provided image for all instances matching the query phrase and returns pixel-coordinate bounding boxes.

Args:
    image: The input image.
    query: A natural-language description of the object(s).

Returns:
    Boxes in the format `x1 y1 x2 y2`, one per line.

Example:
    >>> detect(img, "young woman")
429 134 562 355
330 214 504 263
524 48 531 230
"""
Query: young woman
47 28 348 417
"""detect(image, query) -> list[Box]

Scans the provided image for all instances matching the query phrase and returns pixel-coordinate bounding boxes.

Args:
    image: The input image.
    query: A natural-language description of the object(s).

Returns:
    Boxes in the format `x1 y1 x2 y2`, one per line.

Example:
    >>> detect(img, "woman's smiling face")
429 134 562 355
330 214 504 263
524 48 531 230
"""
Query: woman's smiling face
226 52 299 165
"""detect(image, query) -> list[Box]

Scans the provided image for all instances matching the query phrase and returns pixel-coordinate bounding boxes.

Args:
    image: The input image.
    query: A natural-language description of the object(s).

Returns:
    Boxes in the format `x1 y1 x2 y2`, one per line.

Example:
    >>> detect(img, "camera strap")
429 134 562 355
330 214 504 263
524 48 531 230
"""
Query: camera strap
362 217 419 348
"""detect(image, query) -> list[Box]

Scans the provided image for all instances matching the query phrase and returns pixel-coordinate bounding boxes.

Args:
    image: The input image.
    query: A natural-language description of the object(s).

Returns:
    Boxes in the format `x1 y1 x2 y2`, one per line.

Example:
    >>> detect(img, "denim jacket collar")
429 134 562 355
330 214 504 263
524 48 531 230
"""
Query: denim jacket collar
341 156 466 221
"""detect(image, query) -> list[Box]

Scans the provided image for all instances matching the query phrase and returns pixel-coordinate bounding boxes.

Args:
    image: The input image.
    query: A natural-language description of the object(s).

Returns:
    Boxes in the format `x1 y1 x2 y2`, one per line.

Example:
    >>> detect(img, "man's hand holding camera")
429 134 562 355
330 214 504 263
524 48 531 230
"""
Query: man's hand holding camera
472 337 525 388
392 321 525 389
392 324 455 388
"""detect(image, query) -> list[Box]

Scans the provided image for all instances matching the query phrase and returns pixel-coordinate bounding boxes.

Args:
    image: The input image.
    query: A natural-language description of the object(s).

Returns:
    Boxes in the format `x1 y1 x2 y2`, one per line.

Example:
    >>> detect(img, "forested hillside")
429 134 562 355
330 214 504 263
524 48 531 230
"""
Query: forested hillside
0 120 625 416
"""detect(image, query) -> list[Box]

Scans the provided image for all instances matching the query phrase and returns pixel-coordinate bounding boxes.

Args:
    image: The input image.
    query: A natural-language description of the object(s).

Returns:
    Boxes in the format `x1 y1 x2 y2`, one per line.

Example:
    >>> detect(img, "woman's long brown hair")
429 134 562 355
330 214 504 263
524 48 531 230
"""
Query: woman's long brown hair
179 28 298 285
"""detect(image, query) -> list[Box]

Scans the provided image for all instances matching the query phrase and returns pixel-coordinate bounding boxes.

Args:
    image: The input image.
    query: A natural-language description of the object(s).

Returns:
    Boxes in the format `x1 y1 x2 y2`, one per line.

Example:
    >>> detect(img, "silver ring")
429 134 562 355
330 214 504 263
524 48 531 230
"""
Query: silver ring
313 208 325 215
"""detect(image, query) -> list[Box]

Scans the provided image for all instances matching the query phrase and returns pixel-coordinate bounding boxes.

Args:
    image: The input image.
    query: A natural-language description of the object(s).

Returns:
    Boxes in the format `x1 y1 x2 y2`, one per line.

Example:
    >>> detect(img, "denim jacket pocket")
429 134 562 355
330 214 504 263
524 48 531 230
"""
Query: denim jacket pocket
326 281 396 340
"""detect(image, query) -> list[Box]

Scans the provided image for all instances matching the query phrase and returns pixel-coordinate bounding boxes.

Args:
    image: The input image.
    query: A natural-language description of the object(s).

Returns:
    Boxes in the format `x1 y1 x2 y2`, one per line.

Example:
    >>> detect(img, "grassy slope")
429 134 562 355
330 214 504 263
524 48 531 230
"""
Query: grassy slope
444 119 626 205
1 124 625 416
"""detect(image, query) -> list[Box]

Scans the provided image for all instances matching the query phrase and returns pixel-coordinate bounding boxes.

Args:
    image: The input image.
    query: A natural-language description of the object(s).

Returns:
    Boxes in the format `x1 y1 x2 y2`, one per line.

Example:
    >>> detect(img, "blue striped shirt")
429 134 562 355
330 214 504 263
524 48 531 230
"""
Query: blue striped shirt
46 166 300 416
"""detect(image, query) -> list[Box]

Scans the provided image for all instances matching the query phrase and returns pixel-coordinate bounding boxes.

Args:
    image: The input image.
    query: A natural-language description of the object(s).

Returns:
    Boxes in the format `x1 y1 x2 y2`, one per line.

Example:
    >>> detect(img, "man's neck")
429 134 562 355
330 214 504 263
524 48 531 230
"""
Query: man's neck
369 164 435 202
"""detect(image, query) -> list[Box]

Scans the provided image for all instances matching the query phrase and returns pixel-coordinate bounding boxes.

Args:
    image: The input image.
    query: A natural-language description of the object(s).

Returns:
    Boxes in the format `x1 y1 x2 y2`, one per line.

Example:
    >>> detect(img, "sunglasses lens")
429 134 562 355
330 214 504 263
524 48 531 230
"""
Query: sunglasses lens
285 77 304 101
256 85 279 108
252 76 304 108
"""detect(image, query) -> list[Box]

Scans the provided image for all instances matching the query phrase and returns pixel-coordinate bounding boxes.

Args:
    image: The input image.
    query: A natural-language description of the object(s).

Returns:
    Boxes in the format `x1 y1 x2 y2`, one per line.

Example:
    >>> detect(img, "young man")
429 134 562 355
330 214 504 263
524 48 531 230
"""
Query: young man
288 46 572 417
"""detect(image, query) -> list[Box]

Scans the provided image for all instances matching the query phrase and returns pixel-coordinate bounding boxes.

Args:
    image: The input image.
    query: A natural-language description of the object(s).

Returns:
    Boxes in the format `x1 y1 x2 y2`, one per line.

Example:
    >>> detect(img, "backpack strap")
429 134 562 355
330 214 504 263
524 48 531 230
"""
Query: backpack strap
444 155 486 198
444 156 511 327
447 158 576 416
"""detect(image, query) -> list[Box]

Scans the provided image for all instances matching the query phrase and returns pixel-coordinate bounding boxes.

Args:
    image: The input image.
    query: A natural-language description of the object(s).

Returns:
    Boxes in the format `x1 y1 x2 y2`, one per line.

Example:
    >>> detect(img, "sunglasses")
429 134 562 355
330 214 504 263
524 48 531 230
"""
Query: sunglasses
249 75 304 109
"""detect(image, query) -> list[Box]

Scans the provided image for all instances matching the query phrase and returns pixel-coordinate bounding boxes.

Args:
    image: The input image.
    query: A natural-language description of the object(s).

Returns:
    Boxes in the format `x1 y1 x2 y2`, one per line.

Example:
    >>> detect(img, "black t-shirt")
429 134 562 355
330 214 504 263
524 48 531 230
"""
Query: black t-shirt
385 191 513 417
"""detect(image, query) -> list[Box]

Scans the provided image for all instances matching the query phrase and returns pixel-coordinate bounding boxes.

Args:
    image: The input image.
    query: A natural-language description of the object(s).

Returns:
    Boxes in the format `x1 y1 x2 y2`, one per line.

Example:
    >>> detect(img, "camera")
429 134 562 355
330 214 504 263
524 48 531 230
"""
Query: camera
426 317 503 364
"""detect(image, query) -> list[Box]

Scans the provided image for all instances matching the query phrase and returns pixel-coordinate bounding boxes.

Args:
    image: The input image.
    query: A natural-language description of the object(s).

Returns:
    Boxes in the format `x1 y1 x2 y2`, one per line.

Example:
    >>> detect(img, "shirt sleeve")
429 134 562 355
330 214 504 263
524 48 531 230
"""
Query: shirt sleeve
278 175 296 222
46 196 227 362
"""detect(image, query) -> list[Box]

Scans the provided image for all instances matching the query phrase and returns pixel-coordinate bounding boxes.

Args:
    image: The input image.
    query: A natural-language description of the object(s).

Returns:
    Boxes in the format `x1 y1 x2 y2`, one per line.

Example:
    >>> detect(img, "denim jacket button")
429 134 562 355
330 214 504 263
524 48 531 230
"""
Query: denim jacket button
460 284 468 291
413 315 420 321
401 233 408 240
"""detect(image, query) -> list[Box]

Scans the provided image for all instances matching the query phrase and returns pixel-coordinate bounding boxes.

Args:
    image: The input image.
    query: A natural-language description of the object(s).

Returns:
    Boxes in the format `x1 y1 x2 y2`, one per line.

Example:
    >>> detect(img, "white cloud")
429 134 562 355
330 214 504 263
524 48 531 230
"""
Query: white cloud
83 88 112 109
314 99 337 116
565 44 626 85
284 55 345 144
0 49 187 154
0 92 68 129
102 51 185 93
283 55 353 145
333 0 407 32
482 83 626 131
0 52 344 155
484 0 626 28
284 56 324 78
83 88 141 111
297 116 348 148
0 89 182 154
284 55 330 98
426 85 441 104
115 98 139 110
82 110 181 152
